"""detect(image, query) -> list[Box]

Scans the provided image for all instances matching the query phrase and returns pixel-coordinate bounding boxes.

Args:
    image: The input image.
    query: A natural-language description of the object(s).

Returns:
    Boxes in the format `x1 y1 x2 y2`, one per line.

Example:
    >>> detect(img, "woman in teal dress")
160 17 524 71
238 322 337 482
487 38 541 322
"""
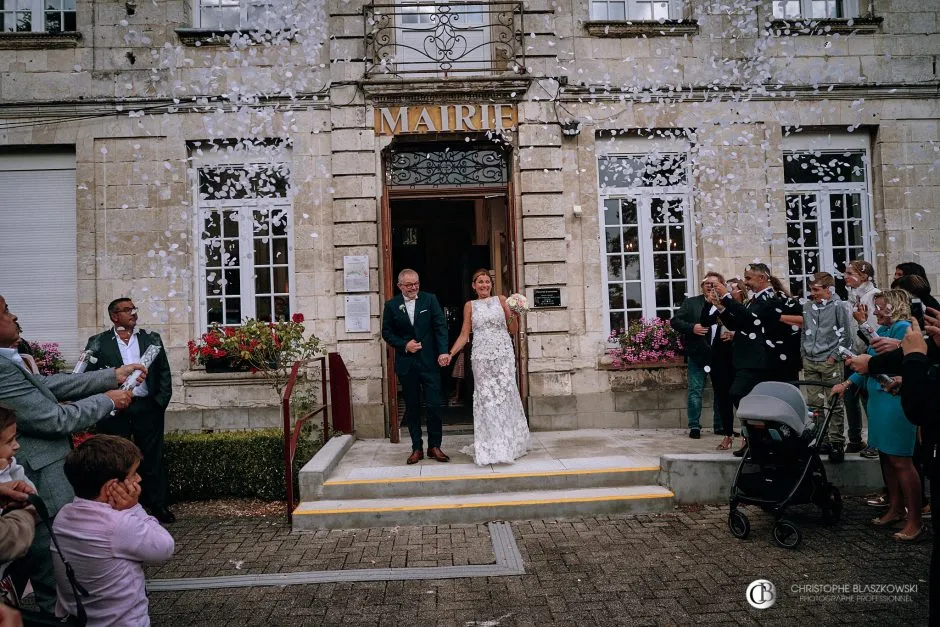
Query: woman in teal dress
833 289 921 541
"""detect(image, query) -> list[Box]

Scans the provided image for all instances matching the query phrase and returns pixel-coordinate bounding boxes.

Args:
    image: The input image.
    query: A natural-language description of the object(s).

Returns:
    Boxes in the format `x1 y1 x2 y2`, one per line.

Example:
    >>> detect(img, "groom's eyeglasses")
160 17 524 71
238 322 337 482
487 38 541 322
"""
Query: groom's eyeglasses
399 282 419 289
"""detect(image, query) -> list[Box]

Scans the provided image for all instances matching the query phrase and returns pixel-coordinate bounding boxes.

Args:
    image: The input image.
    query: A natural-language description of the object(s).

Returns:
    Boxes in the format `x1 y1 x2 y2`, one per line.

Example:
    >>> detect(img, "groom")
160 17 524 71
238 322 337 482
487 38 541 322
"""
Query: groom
381 269 451 464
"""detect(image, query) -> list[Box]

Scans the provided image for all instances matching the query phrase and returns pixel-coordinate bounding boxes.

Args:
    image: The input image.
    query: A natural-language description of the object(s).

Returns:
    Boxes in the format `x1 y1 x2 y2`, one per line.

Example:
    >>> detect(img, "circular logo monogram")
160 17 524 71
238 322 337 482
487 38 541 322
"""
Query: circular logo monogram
746 579 777 609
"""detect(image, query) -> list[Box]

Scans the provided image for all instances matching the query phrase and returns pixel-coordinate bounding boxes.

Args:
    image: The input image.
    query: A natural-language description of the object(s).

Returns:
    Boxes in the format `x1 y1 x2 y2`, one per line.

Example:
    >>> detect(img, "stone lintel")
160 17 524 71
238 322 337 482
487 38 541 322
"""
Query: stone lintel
0 31 81 50
362 77 532 105
767 17 883 36
583 20 699 38
174 27 297 47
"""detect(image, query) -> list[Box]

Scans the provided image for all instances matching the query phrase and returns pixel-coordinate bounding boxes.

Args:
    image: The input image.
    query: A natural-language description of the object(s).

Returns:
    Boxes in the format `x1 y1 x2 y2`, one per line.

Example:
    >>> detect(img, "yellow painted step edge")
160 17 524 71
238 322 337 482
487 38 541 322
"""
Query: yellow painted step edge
324 466 661 486
294 491 675 516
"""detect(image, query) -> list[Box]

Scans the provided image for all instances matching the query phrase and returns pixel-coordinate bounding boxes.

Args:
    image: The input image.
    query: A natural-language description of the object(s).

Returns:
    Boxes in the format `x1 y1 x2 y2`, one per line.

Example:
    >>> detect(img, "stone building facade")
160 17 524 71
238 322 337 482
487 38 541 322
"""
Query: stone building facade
0 0 937 438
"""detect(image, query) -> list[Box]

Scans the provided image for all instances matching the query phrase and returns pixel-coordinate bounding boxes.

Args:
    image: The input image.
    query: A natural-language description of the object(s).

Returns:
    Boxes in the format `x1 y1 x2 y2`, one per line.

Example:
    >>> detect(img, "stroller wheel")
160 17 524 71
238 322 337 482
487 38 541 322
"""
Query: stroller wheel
729 510 750 539
772 519 802 549
822 486 843 524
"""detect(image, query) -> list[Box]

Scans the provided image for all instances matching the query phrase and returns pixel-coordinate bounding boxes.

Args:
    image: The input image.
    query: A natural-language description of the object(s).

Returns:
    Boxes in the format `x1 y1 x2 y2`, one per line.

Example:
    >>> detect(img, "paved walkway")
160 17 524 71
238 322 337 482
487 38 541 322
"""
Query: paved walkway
147 499 929 625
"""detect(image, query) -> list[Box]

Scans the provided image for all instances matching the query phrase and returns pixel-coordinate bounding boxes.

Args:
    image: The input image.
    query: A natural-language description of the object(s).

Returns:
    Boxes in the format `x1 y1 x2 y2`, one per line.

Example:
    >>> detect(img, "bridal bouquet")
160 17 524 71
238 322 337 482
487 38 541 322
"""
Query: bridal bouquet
506 293 529 313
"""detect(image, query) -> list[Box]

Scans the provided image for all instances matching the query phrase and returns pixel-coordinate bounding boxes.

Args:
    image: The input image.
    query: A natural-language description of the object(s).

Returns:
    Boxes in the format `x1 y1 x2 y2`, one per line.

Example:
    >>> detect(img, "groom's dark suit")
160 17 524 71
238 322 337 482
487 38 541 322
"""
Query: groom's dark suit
381 291 448 452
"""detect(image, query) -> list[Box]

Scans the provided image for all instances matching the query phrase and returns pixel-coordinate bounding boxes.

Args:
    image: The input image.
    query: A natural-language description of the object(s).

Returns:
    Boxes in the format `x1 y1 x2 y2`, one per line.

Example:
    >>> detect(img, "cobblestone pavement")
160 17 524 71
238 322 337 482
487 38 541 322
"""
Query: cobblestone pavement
148 501 930 626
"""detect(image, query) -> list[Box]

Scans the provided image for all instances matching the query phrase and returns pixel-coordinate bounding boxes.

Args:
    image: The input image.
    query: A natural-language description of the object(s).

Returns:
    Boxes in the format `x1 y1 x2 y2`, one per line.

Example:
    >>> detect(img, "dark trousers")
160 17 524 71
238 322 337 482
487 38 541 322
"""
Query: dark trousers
710 362 735 435
8 522 55 613
399 364 443 451
96 396 168 508
730 368 769 409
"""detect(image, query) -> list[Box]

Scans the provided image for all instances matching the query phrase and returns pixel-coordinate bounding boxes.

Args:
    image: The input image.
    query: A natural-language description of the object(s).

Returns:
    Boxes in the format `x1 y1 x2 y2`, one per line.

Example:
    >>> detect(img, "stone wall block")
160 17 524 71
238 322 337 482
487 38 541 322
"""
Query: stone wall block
527 309 569 333
331 151 376 176
519 146 565 171
330 128 376 151
518 123 561 147
523 239 567 263
524 262 568 286
333 198 378 222
332 174 377 199
521 169 566 193
529 394 577 416
637 409 683 429
521 193 566 216
523 216 567 239
527 371 572 397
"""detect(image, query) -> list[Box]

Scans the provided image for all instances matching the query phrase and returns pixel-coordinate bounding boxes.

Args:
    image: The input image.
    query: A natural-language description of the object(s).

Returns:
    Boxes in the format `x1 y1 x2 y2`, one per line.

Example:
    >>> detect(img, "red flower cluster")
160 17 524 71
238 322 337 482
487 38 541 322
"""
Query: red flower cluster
187 326 234 364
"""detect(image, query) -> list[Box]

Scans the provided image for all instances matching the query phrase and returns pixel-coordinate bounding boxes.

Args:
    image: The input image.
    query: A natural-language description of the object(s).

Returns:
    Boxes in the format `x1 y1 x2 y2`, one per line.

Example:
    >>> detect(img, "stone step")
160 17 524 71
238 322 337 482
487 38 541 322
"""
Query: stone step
292 485 675 530
318 456 662 500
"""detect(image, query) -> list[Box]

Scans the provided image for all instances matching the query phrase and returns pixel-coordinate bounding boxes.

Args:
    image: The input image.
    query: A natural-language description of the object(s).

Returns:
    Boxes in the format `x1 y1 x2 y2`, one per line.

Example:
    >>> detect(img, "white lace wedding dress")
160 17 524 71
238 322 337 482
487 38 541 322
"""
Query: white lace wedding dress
460 296 531 465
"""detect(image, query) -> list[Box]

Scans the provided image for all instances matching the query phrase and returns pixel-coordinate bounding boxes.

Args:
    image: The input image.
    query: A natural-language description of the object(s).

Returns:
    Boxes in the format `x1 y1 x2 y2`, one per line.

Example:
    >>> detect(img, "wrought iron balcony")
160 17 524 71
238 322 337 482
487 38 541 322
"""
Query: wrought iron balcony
364 1 525 78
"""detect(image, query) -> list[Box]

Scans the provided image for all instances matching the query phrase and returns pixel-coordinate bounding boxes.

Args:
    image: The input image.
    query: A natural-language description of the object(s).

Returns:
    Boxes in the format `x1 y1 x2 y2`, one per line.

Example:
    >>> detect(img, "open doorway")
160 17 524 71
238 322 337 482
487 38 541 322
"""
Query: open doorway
388 194 513 429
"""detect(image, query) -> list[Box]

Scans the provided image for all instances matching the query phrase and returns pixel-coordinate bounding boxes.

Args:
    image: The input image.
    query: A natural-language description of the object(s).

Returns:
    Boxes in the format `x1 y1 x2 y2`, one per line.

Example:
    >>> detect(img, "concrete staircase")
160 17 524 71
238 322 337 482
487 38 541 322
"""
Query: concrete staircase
291 431 886 530
293 441 674 530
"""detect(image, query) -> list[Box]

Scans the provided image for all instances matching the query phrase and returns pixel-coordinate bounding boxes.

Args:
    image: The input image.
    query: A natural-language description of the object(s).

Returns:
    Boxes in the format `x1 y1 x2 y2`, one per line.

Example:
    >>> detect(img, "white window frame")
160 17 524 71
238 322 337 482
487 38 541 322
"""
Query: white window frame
1 0 75 33
192 146 295 332
772 0 860 19
781 133 873 297
589 0 681 21
193 0 284 30
597 138 695 339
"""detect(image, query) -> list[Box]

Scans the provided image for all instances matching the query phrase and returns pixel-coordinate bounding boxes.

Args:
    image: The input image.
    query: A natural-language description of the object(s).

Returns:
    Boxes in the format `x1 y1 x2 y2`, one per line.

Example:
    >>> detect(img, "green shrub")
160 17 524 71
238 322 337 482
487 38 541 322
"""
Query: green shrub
164 427 322 502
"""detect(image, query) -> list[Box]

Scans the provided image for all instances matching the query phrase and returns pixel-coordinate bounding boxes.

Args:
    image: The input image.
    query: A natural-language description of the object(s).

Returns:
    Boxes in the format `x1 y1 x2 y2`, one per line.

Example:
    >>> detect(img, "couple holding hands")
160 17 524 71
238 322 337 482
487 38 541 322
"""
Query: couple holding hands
381 268 530 466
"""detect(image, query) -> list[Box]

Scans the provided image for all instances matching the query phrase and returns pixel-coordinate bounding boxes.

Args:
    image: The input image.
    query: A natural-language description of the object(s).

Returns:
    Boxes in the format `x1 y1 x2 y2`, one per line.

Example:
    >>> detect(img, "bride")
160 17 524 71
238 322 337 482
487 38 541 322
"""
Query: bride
445 269 530 465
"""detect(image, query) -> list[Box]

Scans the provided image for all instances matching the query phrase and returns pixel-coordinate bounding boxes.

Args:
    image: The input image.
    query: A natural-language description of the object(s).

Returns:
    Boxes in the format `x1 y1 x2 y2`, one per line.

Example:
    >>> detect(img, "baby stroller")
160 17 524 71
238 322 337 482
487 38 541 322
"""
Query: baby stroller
727 381 843 549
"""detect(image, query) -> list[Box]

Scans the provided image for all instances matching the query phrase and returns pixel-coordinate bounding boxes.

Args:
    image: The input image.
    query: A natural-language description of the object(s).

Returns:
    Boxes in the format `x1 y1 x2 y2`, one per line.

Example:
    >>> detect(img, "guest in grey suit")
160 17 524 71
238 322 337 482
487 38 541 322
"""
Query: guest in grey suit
0 294 141 613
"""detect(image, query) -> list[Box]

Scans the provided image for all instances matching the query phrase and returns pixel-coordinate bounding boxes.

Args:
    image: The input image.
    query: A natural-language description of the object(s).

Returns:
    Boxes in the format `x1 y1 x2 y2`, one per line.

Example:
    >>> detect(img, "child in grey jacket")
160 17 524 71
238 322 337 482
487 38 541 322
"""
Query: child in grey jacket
801 272 852 455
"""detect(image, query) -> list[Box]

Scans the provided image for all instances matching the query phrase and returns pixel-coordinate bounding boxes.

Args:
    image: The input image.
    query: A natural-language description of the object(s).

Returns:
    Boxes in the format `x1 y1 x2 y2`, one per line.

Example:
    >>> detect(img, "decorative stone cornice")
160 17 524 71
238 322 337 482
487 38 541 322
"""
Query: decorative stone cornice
0 31 81 50
558 82 940 102
768 16 883 36
362 76 532 105
584 19 699 38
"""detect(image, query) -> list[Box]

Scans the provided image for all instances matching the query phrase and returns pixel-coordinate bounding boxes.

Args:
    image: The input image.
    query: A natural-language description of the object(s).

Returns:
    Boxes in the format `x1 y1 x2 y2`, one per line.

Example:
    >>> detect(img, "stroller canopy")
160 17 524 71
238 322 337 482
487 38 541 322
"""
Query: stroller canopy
737 381 809 435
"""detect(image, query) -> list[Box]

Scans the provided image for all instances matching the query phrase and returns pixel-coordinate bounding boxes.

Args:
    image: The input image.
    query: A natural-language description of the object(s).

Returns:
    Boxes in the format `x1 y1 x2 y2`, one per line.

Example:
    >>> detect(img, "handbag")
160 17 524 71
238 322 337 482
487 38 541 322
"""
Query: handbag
6 494 87 627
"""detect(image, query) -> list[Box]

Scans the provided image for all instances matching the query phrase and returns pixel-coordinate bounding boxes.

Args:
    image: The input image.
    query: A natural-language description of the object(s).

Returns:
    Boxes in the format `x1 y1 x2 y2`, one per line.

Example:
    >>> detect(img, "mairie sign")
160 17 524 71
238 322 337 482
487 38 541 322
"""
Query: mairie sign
375 104 517 135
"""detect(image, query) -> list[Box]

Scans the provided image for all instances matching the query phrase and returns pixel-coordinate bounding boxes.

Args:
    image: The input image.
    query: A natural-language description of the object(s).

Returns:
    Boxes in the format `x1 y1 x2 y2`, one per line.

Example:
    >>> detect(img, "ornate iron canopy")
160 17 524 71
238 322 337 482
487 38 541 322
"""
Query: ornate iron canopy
386 145 508 188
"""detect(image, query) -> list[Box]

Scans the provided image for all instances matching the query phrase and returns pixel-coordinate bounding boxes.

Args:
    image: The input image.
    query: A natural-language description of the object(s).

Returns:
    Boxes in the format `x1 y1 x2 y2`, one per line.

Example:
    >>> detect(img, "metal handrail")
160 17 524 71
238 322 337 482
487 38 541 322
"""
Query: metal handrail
282 356 327 523
281 353 356 523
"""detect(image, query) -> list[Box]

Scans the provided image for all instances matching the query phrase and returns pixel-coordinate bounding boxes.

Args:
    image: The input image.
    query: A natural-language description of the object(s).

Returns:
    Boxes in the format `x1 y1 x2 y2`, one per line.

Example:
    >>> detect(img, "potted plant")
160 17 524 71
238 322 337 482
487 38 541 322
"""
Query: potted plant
188 315 322 396
607 317 683 368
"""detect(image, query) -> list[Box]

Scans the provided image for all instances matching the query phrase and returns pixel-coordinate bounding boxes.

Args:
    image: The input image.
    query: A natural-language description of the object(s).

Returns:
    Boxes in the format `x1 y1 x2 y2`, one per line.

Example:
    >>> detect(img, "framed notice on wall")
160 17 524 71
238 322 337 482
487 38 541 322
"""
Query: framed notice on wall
345 295 370 333
343 255 370 292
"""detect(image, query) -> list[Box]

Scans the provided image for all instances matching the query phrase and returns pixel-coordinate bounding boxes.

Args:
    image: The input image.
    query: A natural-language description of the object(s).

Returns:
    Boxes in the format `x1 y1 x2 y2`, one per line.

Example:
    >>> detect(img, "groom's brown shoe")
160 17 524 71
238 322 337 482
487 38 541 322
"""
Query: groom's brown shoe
407 450 424 465
427 447 450 462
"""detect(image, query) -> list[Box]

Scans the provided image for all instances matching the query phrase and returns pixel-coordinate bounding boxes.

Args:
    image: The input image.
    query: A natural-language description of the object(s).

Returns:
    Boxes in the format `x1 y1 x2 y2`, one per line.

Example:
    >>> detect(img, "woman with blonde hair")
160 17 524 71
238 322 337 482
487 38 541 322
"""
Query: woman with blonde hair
832 289 922 541
446 269 530 465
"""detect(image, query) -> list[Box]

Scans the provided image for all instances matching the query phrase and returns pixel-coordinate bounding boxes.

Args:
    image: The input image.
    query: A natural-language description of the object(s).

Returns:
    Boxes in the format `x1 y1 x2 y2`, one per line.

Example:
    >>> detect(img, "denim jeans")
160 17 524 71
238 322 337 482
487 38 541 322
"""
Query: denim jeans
687 359 719 430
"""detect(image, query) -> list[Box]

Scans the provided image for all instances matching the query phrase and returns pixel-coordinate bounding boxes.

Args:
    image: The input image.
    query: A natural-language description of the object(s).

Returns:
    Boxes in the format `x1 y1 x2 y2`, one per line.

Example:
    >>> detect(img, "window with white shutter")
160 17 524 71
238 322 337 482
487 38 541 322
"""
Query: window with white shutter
0 151 78 359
